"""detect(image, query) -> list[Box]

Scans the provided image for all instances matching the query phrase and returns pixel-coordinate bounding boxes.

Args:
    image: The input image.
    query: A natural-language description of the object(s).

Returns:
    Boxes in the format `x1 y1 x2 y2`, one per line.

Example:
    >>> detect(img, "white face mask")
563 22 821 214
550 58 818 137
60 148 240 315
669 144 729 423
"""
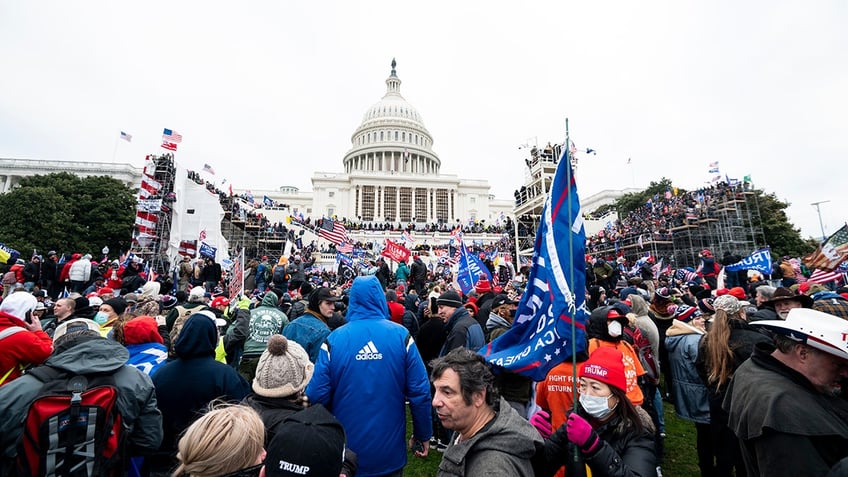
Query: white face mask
579 393 615 419
607 320 622 338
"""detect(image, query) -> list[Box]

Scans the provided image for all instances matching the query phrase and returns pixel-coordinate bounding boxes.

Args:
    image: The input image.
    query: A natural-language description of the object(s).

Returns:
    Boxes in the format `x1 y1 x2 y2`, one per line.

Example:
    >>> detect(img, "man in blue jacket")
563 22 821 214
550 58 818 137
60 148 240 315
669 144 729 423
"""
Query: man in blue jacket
307 275 432 477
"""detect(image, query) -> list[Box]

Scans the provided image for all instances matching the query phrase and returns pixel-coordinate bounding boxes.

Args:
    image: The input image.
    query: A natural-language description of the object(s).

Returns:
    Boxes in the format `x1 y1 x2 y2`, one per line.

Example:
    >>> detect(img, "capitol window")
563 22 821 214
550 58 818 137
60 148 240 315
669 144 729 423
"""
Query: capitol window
402 131 406 142
329 191 335 198
380 131 384 141
394 131 398 141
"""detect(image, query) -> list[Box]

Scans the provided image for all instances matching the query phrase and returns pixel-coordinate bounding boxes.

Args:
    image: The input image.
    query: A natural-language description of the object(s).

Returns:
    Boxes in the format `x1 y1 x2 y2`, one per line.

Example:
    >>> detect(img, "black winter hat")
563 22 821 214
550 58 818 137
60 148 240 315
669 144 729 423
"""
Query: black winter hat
437 290 463 308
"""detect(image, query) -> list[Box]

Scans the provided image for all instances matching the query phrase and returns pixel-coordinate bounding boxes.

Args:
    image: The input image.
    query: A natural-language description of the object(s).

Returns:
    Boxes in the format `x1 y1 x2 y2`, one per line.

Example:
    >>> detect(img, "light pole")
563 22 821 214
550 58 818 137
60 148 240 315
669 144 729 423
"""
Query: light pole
811 200 830 242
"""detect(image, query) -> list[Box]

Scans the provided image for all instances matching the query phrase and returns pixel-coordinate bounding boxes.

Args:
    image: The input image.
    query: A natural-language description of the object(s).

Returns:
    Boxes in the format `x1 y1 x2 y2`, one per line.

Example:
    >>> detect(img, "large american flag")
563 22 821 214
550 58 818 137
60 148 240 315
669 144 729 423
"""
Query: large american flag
318 218 348 245
162 128 183 143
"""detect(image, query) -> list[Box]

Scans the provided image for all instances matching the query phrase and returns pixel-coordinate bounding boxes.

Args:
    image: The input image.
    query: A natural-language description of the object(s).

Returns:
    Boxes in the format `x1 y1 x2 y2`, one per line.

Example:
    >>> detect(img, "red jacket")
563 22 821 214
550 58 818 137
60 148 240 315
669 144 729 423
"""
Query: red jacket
0 312 53 386
59 253 82 283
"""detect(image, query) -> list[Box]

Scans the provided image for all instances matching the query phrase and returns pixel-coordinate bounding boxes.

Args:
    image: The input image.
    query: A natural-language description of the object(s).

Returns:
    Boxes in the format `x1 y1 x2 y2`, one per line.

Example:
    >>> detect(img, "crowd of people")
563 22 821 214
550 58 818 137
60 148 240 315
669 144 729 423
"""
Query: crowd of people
1 237 847 477
585 182 747 255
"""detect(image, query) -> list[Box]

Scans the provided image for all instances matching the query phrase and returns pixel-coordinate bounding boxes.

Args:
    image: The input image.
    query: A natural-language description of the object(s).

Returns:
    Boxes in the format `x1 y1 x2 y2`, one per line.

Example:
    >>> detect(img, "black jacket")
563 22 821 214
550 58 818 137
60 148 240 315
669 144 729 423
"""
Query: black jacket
724 343 848 475
538 408 657 477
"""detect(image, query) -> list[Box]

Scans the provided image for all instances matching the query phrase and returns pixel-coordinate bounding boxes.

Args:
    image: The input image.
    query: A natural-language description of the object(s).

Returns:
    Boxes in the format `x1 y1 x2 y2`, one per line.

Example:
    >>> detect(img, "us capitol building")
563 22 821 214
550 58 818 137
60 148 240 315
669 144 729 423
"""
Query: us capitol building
250 59 514 226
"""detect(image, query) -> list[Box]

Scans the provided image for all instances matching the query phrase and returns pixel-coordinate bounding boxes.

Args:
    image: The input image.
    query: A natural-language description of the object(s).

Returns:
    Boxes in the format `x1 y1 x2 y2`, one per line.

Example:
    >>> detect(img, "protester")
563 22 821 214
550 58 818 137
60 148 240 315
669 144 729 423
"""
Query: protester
262 404 351 477
306 275 432 477
536 347 657 477
0 319 163 475
665 308 714 476
724 308 848 475
173 404 266 477
149 313 251 474
695 294 770 477
436 289 484 356
240 290 289 381
766 286 813 319
431 347 542 476
283 287 338 363
0 291 53 386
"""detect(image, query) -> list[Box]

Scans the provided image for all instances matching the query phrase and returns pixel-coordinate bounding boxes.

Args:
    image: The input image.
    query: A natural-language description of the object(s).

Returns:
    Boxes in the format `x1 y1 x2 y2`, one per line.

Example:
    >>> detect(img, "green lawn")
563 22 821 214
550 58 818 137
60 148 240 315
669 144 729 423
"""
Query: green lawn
403 404 699 476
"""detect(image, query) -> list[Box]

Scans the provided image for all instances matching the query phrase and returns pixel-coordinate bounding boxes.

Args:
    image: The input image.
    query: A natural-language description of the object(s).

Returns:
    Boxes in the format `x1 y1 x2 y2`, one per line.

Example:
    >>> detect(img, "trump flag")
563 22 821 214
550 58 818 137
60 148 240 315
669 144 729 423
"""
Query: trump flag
481 144 589 381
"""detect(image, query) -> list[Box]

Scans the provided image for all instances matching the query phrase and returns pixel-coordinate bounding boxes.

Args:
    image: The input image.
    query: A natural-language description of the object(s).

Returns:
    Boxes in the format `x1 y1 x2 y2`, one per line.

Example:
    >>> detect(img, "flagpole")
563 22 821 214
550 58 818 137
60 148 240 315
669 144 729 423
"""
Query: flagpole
565 118 580 465
111 133 120 162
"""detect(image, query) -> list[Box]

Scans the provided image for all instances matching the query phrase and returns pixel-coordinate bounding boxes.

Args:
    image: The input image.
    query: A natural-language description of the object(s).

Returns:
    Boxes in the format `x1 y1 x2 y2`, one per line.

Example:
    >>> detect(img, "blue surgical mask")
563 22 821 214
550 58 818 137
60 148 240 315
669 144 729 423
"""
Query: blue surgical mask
579 393 615 420
93 311 109 326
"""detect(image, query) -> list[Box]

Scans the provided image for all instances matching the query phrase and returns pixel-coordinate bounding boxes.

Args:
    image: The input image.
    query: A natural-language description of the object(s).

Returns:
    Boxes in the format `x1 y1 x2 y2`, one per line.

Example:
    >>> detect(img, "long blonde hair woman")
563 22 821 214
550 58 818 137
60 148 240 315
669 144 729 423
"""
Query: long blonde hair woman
173 403 266 477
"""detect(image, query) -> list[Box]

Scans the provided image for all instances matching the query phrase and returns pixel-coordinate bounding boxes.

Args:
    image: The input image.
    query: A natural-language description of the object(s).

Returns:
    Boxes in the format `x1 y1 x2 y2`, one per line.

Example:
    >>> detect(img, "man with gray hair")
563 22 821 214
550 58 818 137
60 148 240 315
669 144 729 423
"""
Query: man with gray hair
723 308 848 475
430 347 541 476
750 284 777 321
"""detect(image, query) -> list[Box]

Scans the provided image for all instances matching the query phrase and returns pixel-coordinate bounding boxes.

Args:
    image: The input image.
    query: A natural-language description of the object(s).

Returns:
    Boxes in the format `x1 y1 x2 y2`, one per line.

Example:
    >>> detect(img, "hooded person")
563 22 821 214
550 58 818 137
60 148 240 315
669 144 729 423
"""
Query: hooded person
243 334 314 442
283 287 338 363
306 276 432 477
240 291 289 382
0 292 53 386
164 286 209 331
135 280 162 317
586 303 647 406
473 275 497 328
150 313 251 474
0 321 163 475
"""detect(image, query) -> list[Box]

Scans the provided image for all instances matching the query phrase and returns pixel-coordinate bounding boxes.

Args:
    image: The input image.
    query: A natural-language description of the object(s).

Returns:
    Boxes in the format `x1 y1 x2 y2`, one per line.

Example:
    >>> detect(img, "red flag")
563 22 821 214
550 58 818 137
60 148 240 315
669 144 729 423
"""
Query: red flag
381 239 411 263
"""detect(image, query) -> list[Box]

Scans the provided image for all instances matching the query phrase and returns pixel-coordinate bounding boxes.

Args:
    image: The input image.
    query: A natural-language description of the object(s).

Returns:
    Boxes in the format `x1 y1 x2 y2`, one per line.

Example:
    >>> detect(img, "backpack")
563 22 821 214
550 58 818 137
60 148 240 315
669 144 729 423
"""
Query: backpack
169 305 200 358
272 266 287 285
623 325 659 380
17 366 126 477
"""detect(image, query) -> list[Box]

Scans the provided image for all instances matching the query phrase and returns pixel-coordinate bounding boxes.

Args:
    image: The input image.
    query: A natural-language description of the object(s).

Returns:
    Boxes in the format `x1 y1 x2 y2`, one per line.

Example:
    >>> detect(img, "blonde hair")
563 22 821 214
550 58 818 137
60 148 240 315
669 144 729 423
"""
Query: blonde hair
173 403 265 477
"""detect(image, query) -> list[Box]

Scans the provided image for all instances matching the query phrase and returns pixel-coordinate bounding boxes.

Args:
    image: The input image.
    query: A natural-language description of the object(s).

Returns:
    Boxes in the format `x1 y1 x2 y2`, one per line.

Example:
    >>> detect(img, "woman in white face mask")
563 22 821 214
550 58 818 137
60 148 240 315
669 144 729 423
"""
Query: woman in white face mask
536 347 658 477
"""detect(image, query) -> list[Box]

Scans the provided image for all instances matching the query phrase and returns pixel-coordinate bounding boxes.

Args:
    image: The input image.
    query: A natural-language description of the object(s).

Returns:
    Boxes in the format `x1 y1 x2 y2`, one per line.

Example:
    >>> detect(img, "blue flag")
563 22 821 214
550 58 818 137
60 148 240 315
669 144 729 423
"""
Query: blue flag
481 145 589 381
263 195 274 207
199 242 217 260
725 248 772 275
336 252 352 267
456 242 492 295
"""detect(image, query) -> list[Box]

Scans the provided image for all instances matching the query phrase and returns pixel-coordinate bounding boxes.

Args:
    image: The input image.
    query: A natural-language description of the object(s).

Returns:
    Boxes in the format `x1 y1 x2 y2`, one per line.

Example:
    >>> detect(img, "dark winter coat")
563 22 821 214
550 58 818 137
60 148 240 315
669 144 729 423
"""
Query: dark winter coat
723 343 848 476
151 315 250 462
538 406 657 477
440 306 485 356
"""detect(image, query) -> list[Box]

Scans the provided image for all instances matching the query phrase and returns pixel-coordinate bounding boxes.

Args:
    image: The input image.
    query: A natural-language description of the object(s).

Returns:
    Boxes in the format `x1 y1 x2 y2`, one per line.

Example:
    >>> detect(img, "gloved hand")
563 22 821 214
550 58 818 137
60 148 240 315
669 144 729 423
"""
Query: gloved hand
530 410 553 439
566 413 600 453
237 295 251 310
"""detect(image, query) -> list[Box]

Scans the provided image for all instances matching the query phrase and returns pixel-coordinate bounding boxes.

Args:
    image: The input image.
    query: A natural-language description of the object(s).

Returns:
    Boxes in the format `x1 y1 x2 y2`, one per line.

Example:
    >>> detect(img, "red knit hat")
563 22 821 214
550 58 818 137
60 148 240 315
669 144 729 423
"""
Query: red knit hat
579 347 627 393
123 316 163 345
728 287 747 300
475 276 492 294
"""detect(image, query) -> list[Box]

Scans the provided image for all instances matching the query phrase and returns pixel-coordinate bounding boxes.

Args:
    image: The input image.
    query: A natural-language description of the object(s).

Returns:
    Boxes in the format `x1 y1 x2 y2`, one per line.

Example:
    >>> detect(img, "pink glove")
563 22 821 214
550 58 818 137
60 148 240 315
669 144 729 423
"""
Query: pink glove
566 413 599 452
530 410 553 439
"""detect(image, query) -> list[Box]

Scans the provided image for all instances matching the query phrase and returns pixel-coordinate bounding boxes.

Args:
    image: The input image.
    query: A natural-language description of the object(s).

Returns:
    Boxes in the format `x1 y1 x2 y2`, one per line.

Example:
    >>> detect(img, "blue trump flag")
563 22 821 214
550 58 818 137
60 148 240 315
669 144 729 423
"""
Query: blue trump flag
481 146 589 381
725 248 772 275
456 242 492 295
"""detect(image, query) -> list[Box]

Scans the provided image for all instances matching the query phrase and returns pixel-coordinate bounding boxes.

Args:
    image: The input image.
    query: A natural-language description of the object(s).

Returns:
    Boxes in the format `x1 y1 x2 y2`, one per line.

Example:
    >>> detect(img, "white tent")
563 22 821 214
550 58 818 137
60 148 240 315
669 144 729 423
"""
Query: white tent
167 164 230 267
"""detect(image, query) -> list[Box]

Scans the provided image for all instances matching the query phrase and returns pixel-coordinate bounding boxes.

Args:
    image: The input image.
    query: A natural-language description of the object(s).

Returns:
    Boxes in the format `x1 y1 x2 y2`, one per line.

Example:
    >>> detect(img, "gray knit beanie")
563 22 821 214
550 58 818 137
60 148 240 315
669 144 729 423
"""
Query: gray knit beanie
252 335 314 398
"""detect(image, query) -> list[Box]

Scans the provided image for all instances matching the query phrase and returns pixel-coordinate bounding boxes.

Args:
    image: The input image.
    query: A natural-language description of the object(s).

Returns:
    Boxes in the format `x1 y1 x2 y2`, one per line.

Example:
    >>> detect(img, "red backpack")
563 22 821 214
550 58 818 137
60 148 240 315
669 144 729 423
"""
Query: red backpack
16 366 126 477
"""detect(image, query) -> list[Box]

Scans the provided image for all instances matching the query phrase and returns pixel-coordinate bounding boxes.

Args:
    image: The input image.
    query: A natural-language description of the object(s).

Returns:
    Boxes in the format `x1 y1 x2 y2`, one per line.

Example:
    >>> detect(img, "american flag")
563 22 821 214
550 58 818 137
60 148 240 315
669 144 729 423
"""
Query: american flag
120 131 132 142
401 230 414 246
318 218 348 245
338 240 354 254
202 163 215 175
807 269 844 285
161 141 177 151
163 128 183 143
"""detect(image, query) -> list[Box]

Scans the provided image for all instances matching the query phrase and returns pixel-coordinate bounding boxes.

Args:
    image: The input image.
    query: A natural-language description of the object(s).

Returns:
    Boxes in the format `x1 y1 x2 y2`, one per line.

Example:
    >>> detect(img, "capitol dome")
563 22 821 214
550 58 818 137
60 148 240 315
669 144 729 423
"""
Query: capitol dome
343 59 441 176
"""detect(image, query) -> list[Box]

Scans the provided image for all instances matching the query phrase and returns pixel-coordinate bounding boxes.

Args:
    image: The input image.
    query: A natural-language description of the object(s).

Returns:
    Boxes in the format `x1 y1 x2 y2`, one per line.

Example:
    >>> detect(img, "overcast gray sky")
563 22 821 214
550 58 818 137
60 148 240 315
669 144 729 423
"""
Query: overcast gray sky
1 1 845 241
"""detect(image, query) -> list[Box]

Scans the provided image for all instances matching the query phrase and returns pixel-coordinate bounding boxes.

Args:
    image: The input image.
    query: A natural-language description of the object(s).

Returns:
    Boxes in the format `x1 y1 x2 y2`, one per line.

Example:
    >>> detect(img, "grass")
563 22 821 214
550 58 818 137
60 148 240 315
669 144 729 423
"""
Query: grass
402 403 700 476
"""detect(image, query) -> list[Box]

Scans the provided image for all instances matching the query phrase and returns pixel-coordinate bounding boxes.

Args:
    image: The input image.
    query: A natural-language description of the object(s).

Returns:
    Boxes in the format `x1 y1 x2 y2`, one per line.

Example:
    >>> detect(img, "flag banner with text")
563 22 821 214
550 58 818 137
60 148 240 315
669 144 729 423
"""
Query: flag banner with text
725 248 772 275
482 146 588 381
456 242 492 295
381 239 410 263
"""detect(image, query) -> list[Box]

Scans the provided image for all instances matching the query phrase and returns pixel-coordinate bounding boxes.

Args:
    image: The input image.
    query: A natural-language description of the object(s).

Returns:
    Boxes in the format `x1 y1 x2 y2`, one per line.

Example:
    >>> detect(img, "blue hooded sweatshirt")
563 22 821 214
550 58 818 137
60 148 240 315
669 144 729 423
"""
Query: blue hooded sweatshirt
306 276 432 477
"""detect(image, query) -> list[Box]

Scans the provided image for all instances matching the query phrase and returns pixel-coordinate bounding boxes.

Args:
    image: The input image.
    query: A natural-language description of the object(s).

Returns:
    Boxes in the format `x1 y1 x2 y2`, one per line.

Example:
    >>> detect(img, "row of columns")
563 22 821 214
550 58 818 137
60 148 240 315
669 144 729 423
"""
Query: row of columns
0 175 19 193
346 151 439 175
355 185 454 223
